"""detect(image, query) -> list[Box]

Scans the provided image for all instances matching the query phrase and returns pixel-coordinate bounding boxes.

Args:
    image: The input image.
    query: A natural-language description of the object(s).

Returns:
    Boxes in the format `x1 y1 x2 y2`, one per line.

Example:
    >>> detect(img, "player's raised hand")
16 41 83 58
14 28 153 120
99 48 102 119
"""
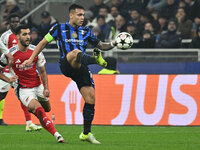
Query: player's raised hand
43 88 50 98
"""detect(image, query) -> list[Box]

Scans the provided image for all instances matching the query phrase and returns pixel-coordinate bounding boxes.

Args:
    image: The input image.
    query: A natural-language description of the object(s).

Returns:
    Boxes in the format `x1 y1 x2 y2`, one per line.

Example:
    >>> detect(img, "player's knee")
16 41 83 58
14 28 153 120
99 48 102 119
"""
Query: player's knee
73 49 82 53
0 92 7 100
68 49 81 57
44 106 51 112
28 100 42 112
90 94 95 102
28 108 34 114
85 94 95 104
67 49 81 61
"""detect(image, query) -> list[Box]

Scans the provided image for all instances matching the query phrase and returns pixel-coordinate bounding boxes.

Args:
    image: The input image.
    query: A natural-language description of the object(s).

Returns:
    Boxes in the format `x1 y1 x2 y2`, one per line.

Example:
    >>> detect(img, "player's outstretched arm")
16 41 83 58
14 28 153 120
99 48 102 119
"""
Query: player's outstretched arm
96 41 116 51
22 38 49 67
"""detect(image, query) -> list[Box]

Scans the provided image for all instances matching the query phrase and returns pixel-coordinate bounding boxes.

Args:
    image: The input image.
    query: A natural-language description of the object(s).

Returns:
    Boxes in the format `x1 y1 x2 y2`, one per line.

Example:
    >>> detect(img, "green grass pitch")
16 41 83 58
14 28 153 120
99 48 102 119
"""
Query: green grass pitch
0 125 200 150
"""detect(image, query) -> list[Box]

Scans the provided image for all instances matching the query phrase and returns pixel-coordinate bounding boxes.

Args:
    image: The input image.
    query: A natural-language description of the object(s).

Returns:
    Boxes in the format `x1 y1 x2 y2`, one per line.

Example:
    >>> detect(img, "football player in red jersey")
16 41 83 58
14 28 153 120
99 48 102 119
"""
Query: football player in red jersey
0 24 65 143
0 14 42 130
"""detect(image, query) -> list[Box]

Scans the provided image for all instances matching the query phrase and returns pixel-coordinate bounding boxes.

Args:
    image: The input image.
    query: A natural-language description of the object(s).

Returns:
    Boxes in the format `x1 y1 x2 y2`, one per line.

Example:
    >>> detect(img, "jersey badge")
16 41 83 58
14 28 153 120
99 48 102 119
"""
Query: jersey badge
72 31 77 38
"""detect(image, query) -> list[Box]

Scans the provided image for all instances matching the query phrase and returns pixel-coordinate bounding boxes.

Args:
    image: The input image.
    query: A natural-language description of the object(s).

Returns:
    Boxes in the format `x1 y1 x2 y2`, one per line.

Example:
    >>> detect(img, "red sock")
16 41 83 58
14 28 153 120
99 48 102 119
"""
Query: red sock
20 102 31 121
35 107 57 136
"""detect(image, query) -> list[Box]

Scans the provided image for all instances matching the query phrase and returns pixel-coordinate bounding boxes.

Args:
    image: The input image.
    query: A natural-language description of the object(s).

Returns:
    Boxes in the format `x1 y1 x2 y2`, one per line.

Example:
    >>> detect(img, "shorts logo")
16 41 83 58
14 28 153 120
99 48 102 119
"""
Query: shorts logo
15 59 21 63
25 97 29 103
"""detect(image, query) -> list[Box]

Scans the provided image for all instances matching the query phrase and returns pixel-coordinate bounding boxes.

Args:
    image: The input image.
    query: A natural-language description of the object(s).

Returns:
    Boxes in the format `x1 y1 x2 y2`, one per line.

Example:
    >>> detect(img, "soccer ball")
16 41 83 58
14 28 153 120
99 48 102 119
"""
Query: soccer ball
116 32 133 50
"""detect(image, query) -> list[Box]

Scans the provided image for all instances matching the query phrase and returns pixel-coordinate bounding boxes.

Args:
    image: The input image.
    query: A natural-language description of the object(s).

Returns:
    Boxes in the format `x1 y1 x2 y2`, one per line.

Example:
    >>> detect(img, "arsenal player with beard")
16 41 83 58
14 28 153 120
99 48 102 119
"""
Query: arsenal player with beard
0 13 41 130
0 24 65 143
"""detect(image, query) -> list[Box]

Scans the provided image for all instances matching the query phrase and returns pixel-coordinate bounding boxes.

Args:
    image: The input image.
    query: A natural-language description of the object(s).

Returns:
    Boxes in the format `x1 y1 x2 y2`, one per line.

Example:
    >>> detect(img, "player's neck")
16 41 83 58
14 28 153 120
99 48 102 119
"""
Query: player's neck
18 43 28 52
68 21 78 28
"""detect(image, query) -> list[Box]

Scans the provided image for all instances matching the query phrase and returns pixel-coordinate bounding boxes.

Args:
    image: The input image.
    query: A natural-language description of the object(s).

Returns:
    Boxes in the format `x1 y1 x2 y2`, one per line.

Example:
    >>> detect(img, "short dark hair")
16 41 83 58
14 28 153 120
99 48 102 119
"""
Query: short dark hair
168 18 177 26
7 13 20 22
69 4 84 13
15 24 29 35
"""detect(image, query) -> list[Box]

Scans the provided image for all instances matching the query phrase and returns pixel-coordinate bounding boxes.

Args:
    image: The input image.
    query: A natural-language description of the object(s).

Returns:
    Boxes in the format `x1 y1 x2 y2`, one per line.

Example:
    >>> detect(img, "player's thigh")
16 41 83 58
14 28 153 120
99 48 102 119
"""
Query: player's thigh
36 85 50 112
73 65 95 90
28 99 42 112
0 79 10 94
80 86 95 104
60 57 73 77
35 84 49 101
16 88 37 107
38 97 51 112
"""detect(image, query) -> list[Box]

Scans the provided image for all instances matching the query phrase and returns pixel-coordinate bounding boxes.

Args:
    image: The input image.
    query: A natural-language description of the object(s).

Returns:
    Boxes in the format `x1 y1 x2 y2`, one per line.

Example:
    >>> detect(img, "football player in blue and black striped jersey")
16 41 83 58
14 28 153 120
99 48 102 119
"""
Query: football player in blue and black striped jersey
22 3 117 144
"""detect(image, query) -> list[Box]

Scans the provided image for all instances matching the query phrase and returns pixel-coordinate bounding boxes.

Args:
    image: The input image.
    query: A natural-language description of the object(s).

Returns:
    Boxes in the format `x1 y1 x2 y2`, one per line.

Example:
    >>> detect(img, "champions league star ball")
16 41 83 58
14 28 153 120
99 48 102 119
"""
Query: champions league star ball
116 32 134 50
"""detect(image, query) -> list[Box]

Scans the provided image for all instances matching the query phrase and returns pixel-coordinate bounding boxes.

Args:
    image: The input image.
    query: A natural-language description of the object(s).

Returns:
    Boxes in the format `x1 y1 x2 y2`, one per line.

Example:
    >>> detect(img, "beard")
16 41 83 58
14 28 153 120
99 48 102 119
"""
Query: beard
20 39 29 47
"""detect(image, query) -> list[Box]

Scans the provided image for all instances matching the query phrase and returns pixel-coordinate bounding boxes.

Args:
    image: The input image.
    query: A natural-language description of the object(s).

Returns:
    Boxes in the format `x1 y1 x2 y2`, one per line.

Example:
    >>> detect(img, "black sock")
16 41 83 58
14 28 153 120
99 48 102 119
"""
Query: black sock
76 52 96 65
83 103 95 134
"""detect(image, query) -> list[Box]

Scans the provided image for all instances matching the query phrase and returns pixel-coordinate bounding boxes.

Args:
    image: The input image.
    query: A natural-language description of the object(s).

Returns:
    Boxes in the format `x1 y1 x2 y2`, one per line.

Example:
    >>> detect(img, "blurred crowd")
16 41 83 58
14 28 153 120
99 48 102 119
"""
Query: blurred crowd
0 0 58 46
86 0 200 48
1 0 200 48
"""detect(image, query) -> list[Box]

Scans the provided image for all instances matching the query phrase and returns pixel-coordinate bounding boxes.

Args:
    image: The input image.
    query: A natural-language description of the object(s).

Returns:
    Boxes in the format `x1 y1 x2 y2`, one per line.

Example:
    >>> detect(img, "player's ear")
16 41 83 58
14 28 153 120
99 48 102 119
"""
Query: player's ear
69 13 73 19
69 11 74 19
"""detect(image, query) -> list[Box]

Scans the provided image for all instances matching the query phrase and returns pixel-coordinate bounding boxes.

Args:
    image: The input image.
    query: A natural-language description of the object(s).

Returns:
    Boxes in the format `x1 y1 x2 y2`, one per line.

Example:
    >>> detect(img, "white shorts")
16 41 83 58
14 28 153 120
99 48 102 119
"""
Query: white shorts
16 84 49 107
0 72 12 92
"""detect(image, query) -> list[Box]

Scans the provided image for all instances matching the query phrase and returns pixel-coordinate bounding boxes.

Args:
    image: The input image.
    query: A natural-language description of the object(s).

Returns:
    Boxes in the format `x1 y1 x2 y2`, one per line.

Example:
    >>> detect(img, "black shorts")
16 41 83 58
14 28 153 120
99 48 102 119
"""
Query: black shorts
59 58 94 90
